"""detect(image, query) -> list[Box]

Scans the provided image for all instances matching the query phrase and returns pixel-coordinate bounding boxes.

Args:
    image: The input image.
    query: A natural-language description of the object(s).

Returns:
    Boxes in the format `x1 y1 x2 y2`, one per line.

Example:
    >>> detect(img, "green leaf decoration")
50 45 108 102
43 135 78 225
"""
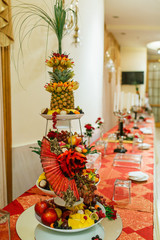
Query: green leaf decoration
30 140 42 156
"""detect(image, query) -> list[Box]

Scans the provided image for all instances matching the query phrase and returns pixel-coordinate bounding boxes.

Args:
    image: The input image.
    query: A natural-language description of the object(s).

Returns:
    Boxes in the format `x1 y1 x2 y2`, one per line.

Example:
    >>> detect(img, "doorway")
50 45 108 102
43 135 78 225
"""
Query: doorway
147 61 160 127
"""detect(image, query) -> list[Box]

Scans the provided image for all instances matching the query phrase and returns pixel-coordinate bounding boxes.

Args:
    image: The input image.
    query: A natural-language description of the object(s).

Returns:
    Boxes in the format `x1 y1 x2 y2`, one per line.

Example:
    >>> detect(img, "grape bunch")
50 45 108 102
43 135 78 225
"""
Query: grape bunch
47 130 70 143
94 194 107 206
56 130 70 143
75 174 97 206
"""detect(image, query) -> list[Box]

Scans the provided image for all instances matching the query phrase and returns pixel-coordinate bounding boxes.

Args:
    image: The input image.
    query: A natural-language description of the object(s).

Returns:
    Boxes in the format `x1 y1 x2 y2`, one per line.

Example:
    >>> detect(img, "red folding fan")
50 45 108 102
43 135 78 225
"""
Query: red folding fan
40 137 86 200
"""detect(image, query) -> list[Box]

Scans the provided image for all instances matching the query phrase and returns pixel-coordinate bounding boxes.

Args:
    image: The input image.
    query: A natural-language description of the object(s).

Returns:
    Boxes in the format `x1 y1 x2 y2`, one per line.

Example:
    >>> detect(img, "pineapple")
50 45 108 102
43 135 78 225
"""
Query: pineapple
45 52 79 111
50 90 74 110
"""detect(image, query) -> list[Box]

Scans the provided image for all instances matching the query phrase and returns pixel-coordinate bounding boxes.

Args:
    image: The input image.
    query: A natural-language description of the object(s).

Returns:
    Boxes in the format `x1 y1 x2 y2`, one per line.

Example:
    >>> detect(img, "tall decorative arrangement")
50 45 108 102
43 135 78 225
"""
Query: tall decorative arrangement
14 0 80 111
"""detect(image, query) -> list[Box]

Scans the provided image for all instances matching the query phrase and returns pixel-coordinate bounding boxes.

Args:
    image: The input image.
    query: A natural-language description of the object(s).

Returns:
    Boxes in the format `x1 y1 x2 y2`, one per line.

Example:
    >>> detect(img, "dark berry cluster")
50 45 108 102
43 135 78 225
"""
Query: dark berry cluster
53 220 72 230
91 235 102 240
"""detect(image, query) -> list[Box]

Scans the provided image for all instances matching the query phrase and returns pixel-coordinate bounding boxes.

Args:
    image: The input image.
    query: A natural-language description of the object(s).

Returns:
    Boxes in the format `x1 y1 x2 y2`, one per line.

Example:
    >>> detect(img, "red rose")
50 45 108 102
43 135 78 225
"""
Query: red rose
111 210 117 220
127 115 132 119
134 135 139 138
85 124 91 130
95 117 101 123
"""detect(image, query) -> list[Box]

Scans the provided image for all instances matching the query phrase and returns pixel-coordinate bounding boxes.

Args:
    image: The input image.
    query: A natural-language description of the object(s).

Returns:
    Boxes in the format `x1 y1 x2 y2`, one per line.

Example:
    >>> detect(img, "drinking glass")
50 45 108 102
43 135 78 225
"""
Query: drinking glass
86 152 102 172
112 179 131 204
105 133 117 154
0 209 11 240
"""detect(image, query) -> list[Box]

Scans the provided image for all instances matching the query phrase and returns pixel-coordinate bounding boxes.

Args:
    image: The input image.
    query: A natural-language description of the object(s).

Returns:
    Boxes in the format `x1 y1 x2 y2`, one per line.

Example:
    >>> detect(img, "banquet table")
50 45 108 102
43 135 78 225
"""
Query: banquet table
2 117 155 240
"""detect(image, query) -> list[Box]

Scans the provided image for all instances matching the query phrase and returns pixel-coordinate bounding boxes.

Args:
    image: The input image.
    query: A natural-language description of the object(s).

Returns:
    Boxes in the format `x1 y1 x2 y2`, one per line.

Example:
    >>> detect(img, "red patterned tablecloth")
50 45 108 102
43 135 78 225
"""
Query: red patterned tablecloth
3 118 154 240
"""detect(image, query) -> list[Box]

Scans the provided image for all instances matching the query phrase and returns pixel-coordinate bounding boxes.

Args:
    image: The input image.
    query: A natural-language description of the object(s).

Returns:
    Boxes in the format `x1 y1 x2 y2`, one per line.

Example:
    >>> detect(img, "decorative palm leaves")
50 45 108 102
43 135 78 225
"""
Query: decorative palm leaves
14 0 75 54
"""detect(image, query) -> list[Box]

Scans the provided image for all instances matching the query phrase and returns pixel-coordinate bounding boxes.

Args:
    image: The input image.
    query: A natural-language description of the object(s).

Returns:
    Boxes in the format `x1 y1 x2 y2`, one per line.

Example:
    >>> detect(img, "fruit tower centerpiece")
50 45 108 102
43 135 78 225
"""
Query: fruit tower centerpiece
24 0 117 233
33 116 117 231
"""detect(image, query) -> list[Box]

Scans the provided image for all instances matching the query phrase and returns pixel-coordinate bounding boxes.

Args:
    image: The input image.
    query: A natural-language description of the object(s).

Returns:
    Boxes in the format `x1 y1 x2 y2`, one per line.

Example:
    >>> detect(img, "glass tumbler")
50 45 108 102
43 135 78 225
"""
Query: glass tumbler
0 209 11 240
112 179 131 204
86 152 102 172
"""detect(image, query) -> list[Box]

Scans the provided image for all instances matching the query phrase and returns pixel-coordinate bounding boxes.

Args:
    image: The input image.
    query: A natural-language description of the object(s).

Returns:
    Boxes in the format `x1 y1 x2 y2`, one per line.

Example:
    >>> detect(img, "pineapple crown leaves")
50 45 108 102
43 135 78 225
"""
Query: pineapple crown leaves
48 69 74 83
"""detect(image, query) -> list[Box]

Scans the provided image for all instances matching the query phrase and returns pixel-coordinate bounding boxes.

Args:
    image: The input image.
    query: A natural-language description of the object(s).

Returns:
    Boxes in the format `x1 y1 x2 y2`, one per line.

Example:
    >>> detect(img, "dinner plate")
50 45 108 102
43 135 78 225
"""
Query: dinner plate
41 113 84 121
34 202 105 233
16 205 122 240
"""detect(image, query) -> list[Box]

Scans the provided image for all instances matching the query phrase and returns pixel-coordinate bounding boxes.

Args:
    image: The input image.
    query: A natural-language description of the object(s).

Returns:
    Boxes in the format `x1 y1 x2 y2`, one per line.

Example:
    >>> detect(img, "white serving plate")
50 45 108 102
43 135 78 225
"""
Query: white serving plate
41 113 84 121
16 205 122 240
35 202 105 233
36 180 56 196
36 178 100 195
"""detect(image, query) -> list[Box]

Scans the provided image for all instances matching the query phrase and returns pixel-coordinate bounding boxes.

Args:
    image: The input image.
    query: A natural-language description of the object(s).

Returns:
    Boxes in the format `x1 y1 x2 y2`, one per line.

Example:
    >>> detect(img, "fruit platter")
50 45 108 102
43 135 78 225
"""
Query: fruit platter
34 197 106 232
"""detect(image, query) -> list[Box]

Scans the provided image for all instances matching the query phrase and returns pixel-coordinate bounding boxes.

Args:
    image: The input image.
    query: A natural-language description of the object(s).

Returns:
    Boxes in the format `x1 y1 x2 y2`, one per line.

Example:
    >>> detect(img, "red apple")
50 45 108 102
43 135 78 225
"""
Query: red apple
35 200 49 217
41 208 58 226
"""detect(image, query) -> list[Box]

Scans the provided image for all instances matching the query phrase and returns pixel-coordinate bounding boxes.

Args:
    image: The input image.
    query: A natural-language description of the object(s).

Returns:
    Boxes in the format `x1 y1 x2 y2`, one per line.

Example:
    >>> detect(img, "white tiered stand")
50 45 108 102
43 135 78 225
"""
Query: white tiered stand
41 114 84 142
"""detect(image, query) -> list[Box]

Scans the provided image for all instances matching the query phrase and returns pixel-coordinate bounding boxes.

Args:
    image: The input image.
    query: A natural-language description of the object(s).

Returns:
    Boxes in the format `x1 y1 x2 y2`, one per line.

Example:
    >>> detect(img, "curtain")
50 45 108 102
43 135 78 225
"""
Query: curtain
0 0 13 206
0 47 7 208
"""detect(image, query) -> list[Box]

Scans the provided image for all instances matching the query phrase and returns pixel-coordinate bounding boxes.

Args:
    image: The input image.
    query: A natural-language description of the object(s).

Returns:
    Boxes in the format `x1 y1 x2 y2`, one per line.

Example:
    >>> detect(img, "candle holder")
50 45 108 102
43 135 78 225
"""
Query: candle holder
132 105 140 129
113 110 130 153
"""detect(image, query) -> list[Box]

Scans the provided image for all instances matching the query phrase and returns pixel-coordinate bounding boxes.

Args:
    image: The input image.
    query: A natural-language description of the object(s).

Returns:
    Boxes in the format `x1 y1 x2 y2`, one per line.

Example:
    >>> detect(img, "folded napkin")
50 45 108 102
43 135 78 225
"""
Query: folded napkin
146 119 152 123
138 143 150 150
128 171 149 181
140 127 152 134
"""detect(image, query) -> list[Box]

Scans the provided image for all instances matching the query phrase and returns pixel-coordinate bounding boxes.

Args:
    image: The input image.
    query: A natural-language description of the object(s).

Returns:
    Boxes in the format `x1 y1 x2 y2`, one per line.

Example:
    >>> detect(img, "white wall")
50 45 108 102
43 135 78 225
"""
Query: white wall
120 47 147 100
11 0 104 147
11 0 105 198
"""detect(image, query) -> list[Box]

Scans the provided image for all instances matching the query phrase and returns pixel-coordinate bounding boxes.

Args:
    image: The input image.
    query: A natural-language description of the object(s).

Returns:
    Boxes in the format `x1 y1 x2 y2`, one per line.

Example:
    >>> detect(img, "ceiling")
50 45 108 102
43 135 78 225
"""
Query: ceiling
105 0 160 56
